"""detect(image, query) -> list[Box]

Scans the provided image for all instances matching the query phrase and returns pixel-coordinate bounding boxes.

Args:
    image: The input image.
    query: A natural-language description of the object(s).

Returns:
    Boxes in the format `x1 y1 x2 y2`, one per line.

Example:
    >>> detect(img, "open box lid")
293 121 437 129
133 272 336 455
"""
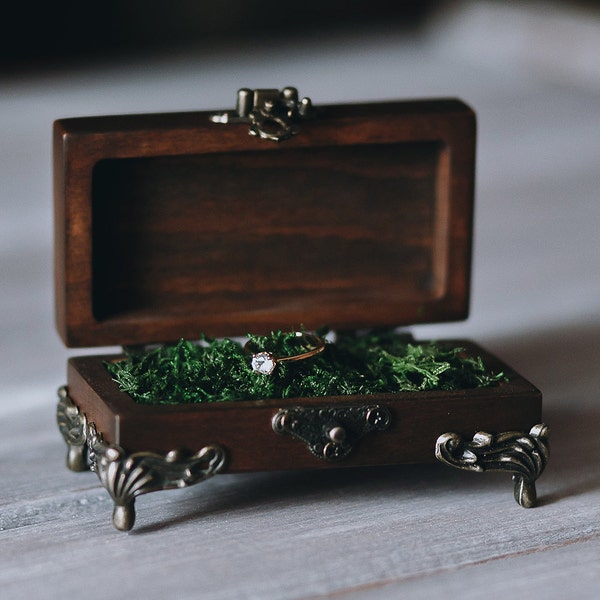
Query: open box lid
54 93 476 348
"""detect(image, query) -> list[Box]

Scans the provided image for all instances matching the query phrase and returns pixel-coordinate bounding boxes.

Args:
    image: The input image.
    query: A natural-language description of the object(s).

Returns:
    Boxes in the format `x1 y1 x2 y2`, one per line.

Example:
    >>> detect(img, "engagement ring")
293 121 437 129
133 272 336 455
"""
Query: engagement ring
245 332 326 375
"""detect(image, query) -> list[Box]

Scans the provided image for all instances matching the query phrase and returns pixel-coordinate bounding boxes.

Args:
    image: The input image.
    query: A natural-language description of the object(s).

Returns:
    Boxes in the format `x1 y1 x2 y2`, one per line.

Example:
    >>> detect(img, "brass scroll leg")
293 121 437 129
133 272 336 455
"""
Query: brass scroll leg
435 424 549 508
86 426 228 531
56 386 89 472
56 386 227 531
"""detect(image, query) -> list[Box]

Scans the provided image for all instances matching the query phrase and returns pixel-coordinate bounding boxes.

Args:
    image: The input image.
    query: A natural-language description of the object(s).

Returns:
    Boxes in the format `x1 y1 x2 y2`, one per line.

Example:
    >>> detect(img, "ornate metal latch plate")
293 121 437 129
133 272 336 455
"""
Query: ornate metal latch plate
272 405 391 461
210 87 314 142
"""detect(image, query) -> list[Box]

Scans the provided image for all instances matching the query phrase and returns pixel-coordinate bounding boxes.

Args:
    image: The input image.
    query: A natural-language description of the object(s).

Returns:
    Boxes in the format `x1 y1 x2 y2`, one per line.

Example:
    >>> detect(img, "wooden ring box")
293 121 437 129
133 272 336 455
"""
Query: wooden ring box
54 91 548 531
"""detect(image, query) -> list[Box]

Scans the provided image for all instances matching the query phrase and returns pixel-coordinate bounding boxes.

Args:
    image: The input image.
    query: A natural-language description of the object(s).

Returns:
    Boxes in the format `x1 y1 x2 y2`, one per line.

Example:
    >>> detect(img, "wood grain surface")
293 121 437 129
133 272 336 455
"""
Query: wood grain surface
54 100 475 347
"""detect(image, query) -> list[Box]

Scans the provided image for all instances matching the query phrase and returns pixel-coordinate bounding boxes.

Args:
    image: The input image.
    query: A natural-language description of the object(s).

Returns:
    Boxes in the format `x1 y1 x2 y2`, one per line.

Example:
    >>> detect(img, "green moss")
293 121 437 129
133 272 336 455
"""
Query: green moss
106 330 505 405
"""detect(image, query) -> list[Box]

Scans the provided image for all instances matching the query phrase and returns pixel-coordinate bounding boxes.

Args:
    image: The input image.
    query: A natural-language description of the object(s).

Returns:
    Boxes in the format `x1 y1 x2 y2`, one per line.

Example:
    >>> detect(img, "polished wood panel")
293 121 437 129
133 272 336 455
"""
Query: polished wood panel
54 99 475 347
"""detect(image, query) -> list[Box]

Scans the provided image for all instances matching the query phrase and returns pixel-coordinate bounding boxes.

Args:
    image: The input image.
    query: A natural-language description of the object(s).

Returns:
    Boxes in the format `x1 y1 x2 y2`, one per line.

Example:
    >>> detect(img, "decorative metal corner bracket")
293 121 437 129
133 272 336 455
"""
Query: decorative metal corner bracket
435 424 549 508
272 405 391 461
56 386 89 472
210 87 314 142
56 387 228 531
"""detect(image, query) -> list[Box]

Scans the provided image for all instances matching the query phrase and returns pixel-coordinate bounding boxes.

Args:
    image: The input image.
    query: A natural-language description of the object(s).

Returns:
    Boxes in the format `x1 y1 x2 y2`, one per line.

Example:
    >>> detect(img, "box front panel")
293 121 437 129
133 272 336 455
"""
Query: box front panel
66 343 542 473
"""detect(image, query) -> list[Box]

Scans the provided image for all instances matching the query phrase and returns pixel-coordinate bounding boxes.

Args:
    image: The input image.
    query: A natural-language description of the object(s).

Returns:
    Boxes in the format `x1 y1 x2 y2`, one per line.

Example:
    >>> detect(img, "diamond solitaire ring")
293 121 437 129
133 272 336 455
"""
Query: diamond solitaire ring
244 332 326 375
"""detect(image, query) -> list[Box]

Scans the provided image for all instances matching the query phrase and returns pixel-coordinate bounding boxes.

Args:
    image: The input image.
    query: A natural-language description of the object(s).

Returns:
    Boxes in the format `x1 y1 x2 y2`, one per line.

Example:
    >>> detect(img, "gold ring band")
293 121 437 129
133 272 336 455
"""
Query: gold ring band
244 332 326 375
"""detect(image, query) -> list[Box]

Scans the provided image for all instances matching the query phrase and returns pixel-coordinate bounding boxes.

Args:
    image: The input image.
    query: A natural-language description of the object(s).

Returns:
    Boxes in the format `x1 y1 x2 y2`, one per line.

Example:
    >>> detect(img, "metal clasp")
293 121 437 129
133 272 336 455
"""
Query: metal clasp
210 87 314 142
272 405 391 461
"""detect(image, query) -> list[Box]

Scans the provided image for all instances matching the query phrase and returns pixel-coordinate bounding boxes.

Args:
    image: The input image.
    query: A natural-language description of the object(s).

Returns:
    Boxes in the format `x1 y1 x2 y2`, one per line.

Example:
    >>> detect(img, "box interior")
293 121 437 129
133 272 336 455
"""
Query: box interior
92 141 446 331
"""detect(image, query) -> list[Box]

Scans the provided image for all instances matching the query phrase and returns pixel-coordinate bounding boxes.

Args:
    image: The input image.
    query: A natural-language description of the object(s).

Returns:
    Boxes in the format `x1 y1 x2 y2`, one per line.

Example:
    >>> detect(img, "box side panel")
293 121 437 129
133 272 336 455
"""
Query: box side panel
67 359 121 444
54 122 68 341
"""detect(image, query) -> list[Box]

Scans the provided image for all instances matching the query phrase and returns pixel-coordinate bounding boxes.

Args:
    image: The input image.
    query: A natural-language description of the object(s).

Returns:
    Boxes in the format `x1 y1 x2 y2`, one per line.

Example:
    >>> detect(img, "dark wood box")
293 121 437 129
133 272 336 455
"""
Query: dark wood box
54 91 548 530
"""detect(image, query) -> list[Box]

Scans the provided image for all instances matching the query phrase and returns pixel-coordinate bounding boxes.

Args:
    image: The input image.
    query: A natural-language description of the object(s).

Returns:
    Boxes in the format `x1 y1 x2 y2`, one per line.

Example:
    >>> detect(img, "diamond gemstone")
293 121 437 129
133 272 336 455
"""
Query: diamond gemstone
251 352 277 375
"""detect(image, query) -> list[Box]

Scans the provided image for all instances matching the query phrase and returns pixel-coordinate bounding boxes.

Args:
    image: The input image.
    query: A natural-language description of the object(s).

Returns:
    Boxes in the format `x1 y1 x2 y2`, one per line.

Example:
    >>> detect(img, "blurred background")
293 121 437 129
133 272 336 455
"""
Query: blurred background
1 1 440 71
1 1 598 74
1 0 599 414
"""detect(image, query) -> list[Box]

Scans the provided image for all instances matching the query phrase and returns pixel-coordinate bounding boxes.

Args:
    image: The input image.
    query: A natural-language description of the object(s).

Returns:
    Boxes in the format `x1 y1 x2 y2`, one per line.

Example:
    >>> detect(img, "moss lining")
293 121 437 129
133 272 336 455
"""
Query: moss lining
106 330 505 405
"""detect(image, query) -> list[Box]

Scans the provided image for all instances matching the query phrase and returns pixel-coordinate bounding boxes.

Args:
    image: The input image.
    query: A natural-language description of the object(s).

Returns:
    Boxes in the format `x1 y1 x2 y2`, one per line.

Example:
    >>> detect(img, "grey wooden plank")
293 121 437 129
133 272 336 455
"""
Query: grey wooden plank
329 536 600 600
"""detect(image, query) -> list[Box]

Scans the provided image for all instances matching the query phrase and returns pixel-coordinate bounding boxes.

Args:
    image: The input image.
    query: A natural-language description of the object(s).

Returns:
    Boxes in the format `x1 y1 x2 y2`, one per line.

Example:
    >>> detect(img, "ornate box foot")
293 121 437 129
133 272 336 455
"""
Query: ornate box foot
56 387 228 531
435 424 549 508
57 381 548 529
87 424 227 531
56 386 89 472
